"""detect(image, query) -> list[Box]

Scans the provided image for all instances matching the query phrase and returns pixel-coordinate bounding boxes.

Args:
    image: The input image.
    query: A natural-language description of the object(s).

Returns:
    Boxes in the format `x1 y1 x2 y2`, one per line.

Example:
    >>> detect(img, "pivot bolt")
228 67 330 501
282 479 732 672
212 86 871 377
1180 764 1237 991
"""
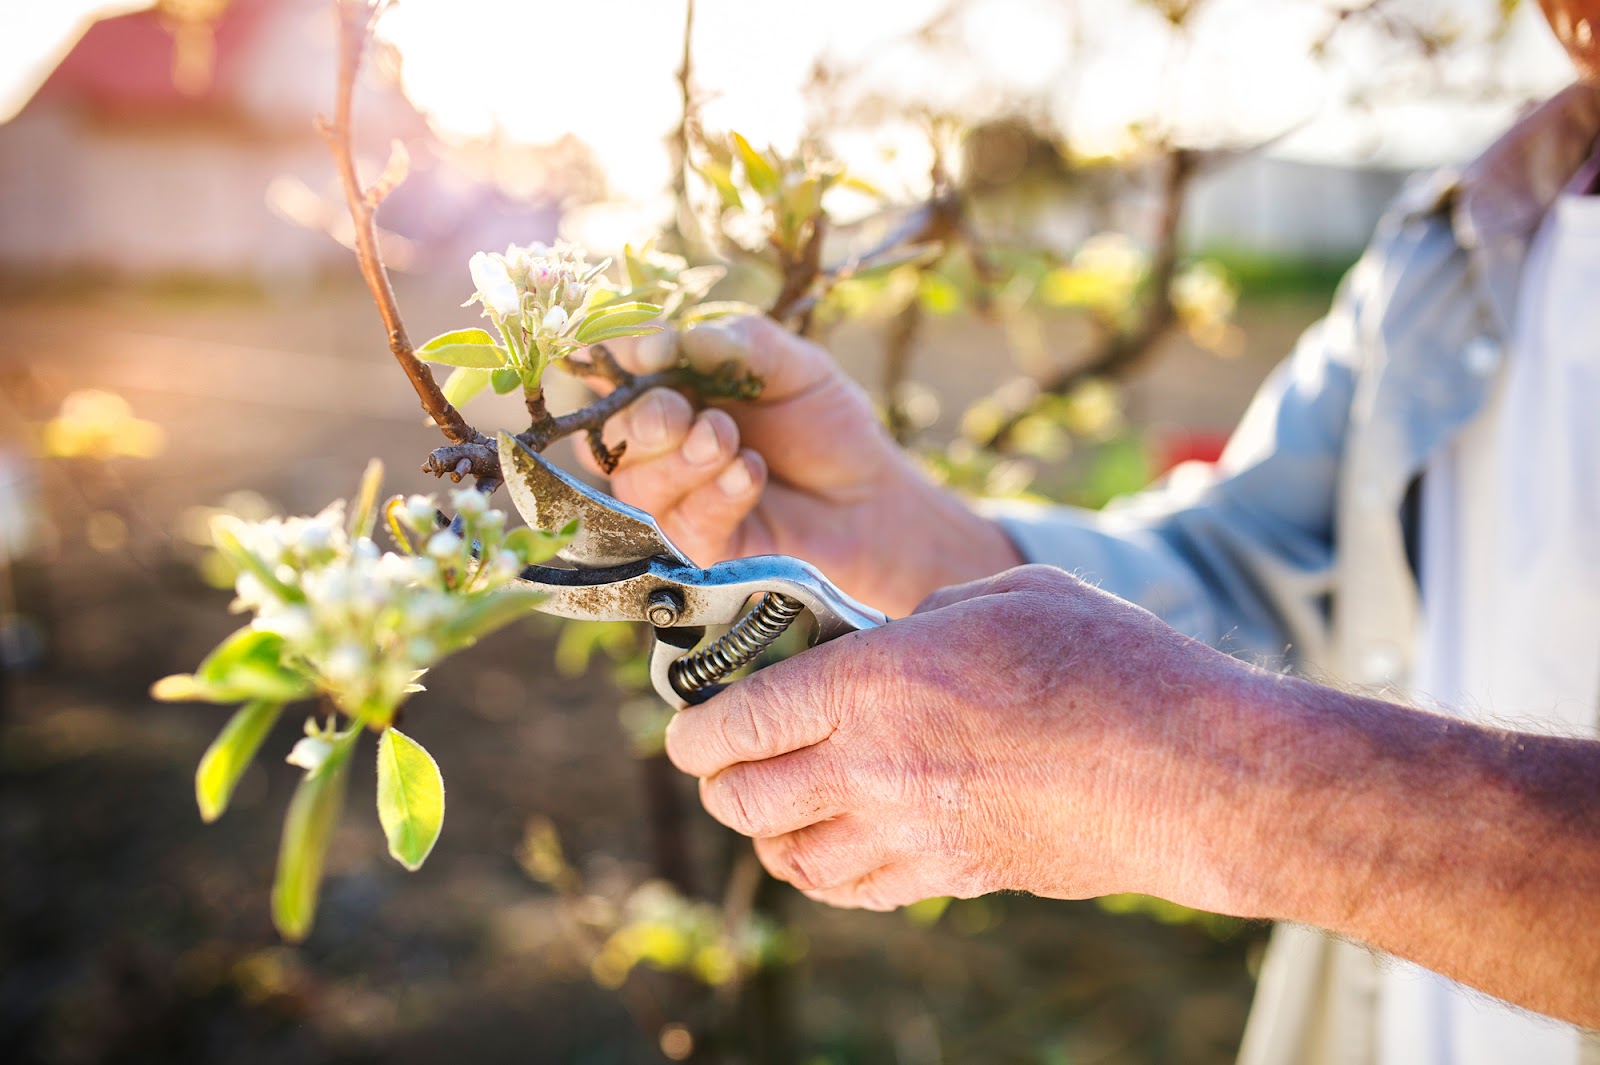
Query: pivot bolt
647 589 683 627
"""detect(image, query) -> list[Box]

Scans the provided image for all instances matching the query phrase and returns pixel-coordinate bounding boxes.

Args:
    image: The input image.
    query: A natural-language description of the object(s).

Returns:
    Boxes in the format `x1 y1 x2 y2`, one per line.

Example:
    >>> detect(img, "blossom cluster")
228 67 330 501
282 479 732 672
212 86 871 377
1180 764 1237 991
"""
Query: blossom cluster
468 241 608 364
217 486 537 725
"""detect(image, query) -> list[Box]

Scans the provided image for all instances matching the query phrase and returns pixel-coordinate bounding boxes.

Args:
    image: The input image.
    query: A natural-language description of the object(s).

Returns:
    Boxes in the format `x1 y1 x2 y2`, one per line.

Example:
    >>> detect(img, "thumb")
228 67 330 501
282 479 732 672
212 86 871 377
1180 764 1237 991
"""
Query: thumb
680 315 837 402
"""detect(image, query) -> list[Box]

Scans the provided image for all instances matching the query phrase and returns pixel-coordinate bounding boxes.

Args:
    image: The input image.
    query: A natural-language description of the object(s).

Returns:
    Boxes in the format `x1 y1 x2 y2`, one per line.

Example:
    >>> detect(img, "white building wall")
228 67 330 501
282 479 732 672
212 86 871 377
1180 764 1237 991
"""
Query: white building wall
1181 153 1411 258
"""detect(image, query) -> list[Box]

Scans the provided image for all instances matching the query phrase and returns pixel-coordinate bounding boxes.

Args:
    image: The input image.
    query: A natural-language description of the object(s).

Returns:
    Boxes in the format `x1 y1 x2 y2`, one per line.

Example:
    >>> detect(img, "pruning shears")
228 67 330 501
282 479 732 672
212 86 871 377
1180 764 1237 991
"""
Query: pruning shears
497 433 887 709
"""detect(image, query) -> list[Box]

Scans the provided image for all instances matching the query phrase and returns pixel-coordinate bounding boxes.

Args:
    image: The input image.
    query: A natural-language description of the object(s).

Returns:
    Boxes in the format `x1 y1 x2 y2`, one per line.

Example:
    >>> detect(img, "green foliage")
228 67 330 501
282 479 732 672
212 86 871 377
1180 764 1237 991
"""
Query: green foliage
376 727 445 872
194 699 284 822
441 366 493 408
1197 248 1353 304
417 327 508 368
272 721 359 942
157 465 575 940
151 628 314 705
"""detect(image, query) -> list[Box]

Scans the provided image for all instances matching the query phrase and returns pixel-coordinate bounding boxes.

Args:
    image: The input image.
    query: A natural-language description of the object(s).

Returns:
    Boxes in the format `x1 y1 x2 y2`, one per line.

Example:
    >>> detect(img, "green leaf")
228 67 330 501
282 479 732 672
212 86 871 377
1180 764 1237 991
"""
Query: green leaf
574 302 662 345
418 327 497 353
693 159 743 211
731 132 780 199
195 627 315 702
572 322 663 347
441 366 493 408
375 727 445 871
420 342 507 369
348 459 384 540
506 517 580 564
417 328 507 368
491 366 522 394
435 585 550 650
154 628 312 704
195 700 284 822
272 727 357 943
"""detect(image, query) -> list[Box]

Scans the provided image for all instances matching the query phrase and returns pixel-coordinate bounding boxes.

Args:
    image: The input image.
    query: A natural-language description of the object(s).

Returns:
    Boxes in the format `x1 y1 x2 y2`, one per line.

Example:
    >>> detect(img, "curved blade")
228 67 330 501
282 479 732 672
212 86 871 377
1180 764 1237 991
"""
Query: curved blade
498 431 692 568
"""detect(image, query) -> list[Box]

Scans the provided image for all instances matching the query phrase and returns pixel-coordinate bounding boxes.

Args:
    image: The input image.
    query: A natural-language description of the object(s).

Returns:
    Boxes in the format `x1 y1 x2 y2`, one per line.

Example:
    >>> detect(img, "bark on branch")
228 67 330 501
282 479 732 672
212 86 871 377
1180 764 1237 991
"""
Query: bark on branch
982 147 1199 452
323 0 485 451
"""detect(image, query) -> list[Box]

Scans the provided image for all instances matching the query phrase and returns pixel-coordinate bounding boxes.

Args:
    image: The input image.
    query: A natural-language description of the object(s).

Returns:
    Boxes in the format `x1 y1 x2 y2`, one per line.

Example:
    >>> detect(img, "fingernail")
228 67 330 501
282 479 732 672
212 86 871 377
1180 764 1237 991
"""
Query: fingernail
636 328 677 372
717 457 753 497
683 416 722 466
632 392 668 447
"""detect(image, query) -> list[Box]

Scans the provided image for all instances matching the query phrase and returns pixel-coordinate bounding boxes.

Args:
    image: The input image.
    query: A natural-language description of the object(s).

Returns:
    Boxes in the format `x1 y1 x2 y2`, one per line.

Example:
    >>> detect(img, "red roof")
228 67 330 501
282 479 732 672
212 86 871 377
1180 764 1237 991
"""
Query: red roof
32 0 274 119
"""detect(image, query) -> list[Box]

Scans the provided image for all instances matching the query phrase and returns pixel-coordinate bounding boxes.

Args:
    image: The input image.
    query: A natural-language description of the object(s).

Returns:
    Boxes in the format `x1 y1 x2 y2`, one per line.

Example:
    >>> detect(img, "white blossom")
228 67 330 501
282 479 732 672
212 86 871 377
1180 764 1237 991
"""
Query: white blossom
450 487 488 517
402 494 438 532
214 482 544 723
541 305 569 335
469 252 520 317
426 530 463 560
286 732 337 773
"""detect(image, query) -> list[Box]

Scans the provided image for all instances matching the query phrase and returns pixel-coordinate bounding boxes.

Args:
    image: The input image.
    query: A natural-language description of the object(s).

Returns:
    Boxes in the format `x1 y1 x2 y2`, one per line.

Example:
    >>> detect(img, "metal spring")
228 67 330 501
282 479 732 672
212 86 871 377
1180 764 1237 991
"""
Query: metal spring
671 593 805 693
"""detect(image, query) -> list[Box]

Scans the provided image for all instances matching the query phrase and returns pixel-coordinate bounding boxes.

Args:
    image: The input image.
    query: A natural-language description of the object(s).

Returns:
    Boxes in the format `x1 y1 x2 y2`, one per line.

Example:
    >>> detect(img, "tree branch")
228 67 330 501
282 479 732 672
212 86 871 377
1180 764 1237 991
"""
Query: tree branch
981 147 1198 452
666 0 698 250
322 0 486 451
421 361 762 484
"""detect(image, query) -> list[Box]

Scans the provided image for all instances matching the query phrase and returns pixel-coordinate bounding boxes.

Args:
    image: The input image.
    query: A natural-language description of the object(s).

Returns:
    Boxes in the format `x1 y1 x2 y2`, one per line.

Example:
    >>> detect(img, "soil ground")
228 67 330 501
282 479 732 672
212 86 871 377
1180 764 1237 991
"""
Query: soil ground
0 281 1326 1065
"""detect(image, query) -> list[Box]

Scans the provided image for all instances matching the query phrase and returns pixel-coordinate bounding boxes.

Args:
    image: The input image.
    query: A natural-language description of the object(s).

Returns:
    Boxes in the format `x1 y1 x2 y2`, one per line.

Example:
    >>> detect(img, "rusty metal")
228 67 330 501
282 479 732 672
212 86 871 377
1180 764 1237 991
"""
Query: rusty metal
500 436 886 708
498 431 690 569
647 589 683 627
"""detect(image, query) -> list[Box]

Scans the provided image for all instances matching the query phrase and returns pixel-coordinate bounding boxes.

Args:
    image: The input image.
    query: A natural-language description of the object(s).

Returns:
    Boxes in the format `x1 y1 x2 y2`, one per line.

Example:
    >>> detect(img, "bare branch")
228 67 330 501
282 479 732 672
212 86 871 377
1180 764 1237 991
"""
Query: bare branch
323 0 485 450
981 147 1198 452
421 361 763 484
667 0 698 247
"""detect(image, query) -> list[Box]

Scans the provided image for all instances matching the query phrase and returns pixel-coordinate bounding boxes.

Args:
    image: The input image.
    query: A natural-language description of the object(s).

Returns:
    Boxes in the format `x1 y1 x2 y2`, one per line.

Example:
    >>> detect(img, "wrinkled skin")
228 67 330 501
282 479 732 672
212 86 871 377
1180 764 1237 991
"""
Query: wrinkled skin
589 318 1020 618
573 3 1600 1025
663 566 1247 913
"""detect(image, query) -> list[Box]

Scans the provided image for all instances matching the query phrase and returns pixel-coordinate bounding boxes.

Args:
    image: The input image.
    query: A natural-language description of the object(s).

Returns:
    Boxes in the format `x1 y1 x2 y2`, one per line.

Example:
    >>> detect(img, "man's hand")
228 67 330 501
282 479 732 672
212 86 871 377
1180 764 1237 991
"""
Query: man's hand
590 316 1021 616
664 565 1600 1027
663 565 1241 911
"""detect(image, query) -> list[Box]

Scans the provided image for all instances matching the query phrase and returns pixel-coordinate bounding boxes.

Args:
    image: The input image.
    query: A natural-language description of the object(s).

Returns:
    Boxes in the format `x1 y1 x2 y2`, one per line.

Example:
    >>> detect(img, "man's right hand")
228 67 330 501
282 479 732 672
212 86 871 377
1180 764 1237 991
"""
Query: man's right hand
593 315 1021 616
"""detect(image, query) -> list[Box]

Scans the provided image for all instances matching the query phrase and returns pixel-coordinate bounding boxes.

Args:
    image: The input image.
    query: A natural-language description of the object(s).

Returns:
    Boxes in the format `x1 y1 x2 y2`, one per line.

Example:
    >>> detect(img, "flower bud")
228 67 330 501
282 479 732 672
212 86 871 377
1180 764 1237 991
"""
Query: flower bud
469 252 520 318
450 487 488 517
286 732 337 774
541 305 569 334
427 530 464 559
322 642 368 685
403 495 438 530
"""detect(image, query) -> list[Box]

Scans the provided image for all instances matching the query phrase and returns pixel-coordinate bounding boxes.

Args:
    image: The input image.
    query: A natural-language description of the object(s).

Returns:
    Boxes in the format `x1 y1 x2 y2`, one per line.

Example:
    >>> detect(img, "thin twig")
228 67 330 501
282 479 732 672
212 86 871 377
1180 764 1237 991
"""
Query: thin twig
882 289 924 445
322 0 485 450
421 362 762 483
981 147 1198 452
667 0 698 249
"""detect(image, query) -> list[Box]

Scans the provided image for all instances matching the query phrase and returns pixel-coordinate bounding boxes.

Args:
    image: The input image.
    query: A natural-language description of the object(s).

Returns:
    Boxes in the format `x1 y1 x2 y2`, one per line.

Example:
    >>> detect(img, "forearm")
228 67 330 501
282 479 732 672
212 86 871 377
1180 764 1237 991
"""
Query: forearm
1179 667 1600 1026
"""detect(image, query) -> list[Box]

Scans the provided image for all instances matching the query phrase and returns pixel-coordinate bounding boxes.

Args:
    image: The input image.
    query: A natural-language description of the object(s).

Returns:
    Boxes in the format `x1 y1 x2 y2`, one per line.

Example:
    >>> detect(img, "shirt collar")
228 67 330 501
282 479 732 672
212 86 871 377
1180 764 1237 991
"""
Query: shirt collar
1413 84 1600 337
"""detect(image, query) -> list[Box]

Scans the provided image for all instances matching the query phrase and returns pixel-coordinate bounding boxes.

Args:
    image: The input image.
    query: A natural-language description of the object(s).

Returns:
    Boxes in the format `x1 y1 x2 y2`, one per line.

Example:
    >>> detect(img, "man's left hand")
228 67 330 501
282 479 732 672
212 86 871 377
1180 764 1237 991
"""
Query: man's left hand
664 565 1247 911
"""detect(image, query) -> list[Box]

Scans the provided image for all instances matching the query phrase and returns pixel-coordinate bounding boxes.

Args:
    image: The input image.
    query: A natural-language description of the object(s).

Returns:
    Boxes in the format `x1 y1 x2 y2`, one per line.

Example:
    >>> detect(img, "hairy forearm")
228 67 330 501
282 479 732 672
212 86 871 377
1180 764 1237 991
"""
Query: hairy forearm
1183 667 1600 1026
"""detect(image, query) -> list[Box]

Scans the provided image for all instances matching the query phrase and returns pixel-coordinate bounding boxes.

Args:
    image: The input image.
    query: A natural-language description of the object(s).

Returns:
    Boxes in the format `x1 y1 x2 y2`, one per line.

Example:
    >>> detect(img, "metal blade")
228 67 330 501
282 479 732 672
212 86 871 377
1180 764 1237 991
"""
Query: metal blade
497 431 692 568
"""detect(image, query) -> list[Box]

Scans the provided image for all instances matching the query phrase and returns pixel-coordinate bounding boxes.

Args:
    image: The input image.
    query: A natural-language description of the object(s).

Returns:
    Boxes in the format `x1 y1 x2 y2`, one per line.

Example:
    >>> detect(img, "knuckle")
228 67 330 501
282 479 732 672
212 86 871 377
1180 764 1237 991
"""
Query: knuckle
716 694 769 762
759 831 831 892
710 770 770 837
998 563 1074 596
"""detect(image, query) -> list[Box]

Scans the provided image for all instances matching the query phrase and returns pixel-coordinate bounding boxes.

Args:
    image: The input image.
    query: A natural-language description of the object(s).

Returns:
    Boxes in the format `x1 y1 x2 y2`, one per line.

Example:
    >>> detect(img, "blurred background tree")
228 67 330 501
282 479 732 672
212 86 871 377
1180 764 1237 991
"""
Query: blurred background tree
0 1 1569 1063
